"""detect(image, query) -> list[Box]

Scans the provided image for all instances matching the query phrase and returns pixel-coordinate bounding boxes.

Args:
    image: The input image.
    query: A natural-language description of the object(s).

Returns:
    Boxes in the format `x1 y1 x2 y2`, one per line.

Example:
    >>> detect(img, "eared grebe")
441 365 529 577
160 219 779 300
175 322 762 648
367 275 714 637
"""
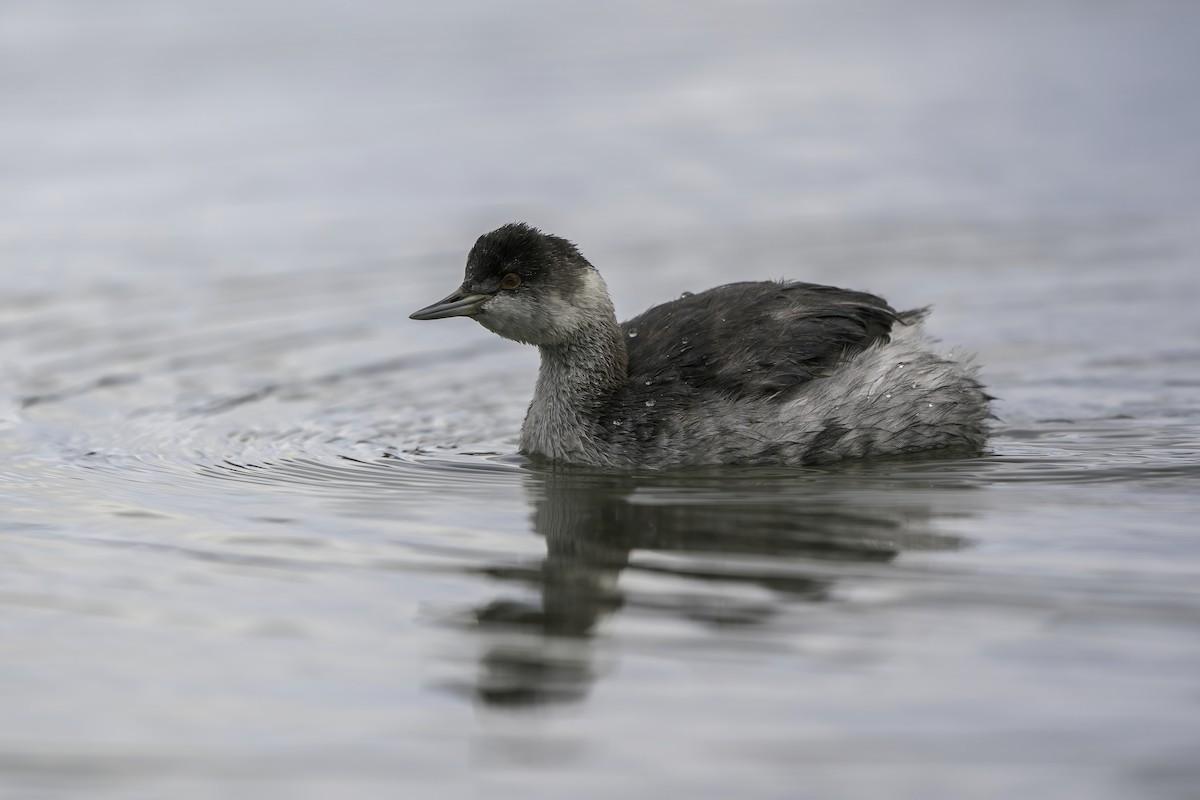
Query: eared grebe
410 223 991 468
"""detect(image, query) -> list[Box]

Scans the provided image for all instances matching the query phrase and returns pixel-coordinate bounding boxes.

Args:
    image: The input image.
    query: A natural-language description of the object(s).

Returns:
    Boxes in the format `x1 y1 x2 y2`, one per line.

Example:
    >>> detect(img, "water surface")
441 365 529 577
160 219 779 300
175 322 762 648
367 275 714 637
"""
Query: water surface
2 2 1200 798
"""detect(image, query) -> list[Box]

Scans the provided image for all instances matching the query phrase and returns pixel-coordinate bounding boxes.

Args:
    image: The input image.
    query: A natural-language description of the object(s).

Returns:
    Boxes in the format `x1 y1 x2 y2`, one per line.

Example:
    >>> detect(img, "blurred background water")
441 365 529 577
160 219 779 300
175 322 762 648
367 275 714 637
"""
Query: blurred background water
2 1 1199 798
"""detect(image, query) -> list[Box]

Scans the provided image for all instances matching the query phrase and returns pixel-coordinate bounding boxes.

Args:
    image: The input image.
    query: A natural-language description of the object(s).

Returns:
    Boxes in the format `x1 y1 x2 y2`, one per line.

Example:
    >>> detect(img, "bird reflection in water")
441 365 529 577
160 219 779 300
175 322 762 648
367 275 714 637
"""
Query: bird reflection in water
454 464 967 709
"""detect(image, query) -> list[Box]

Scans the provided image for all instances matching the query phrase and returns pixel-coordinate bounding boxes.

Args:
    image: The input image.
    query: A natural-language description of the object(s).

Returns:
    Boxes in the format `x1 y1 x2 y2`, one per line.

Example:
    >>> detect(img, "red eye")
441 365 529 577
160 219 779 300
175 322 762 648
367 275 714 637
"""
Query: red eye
501 273 521 290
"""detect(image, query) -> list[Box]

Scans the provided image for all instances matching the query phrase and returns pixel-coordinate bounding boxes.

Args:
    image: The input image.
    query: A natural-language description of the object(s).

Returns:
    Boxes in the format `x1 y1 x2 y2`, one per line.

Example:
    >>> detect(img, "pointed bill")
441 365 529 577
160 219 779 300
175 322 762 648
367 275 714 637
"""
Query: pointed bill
409 288 491 320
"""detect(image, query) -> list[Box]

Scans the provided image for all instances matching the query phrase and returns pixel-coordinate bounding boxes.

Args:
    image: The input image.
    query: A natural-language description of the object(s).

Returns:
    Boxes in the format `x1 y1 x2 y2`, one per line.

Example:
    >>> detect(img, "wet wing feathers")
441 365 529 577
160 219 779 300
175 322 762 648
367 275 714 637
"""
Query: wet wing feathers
620 281 898 399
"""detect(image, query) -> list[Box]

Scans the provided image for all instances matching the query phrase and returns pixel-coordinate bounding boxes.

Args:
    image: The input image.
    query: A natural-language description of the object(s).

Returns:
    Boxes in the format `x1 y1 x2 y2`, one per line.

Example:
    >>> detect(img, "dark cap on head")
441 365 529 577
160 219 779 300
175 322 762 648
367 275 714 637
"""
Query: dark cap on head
464 223 589 289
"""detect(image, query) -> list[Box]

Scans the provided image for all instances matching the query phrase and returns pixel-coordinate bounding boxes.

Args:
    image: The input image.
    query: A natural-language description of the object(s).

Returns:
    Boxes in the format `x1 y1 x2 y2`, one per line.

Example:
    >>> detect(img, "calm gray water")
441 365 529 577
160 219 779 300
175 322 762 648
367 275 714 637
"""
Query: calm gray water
3 2 1200 798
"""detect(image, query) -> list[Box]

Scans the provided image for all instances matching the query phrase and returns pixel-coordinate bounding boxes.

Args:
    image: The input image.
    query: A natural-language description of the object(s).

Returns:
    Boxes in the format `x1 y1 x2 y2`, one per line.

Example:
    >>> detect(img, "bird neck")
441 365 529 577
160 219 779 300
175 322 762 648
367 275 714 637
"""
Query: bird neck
521 316 629 463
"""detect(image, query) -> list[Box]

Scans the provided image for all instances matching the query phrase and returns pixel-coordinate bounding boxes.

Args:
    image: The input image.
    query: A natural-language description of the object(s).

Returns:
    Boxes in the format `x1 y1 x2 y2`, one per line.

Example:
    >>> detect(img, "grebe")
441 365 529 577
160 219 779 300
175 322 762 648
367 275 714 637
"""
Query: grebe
410 223 990 468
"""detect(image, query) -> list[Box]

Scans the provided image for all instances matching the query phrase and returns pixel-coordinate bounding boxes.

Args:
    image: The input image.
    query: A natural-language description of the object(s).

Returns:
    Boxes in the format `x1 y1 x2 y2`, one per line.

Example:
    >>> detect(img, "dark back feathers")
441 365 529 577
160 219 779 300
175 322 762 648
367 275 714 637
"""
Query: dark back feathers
621 281 899 400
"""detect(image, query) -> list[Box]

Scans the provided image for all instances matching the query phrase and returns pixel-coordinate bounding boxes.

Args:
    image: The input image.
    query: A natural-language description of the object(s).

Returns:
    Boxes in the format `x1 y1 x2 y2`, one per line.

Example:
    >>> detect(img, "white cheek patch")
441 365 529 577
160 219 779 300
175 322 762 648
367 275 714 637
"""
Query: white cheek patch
572 270 608 316
545 271 611 340
477 293 546 344
577 269 602 294
476 270 612 346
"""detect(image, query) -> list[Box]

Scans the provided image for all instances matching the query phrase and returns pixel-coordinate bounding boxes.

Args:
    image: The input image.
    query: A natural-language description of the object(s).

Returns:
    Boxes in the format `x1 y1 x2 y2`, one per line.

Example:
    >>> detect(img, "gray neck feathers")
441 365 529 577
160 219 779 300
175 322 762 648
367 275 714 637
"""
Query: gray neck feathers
520 305 628 463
